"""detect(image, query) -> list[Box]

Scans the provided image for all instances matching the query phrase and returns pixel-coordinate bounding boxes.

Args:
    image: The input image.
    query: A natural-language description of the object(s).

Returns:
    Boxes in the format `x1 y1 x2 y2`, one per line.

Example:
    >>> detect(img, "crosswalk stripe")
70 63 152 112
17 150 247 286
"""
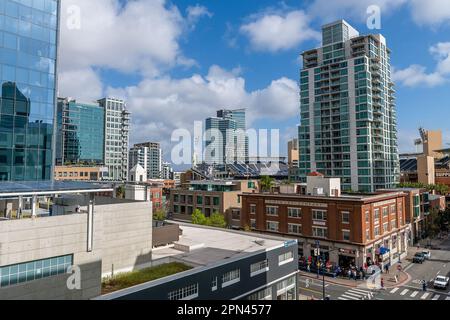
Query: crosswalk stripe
338 297 349 300
344 292 364 298
390 288 400 294
421 292 430 300
410 291 419 297
350 288 371 294
341 294 359 300
445 296 450 300
432 295 440 300
400 289 409 296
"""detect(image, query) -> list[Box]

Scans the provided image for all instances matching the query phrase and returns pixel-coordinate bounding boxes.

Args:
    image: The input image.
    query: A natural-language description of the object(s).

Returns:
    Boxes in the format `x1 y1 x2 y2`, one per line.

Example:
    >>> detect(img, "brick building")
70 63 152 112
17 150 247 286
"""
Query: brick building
240 175 410 268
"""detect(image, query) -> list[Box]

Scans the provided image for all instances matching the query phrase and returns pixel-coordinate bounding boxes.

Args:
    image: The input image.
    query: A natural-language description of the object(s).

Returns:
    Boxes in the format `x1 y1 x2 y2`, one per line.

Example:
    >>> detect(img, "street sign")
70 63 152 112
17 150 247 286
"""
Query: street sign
315 240 320 246
314 248 320 256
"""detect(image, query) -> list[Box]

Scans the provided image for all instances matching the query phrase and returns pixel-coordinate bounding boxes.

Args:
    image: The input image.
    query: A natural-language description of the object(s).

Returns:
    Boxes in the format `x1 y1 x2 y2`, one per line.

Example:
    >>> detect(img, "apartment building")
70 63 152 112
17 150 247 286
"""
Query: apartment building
294 20 399 192
98 98 130 181
129 142 162 180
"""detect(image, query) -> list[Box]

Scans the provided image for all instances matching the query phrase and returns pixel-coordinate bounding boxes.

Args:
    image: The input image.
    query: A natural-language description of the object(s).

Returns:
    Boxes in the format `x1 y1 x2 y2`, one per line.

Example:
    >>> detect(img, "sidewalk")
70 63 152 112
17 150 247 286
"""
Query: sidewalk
299 265 410 289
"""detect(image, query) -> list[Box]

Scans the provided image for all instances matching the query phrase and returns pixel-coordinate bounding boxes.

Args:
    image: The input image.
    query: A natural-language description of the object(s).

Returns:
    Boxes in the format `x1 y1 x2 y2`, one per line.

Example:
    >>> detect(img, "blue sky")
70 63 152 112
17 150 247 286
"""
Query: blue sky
58 0 450 161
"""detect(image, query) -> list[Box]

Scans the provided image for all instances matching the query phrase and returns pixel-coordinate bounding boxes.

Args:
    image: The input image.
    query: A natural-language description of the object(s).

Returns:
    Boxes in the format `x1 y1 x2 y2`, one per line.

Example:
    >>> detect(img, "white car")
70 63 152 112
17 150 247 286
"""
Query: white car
422 250 431 260
433 275 449 289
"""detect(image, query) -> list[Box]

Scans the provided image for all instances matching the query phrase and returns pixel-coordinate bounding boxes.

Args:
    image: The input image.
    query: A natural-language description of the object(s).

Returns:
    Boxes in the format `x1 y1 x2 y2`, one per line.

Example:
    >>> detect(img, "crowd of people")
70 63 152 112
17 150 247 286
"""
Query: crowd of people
299 256 388 281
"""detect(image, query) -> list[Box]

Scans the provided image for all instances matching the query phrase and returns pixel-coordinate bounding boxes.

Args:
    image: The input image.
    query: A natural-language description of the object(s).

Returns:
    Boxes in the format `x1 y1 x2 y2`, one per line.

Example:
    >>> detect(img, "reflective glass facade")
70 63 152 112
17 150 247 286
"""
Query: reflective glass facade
56 98 105 165
0 0 59 181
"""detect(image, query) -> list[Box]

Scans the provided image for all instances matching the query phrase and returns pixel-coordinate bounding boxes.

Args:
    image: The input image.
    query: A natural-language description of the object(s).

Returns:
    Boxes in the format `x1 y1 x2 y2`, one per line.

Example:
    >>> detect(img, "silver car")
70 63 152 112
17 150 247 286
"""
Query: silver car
433 275 449 289
422 250 431 260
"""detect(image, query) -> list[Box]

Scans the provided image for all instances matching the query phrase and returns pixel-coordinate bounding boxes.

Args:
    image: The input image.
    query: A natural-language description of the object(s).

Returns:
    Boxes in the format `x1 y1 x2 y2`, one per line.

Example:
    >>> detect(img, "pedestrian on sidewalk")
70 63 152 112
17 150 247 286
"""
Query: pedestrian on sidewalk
380 278 384 289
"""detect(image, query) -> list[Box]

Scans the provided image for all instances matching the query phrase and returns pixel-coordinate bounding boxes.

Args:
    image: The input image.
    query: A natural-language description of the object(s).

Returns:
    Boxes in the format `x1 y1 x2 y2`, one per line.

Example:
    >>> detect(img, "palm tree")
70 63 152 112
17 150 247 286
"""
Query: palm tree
260 175 274 192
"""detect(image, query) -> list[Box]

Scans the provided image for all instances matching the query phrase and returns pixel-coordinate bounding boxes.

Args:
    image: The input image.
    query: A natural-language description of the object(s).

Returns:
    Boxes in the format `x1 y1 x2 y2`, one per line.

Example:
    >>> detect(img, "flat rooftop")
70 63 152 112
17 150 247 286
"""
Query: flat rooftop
0 181 113 197
186 180 237 186
152 223 289 267
241 190 406 202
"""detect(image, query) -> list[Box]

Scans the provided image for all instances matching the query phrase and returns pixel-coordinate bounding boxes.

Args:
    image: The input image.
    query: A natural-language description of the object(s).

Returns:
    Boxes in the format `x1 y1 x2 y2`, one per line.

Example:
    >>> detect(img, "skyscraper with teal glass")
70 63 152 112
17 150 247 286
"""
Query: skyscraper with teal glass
294 20 399 192
56 98 105 166
0 0 60 181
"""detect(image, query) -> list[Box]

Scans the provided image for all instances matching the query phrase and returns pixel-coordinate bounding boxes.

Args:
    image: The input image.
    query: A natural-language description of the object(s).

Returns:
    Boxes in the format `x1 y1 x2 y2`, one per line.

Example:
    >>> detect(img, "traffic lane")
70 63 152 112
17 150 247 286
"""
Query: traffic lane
298 277 349 299
405 248 450 291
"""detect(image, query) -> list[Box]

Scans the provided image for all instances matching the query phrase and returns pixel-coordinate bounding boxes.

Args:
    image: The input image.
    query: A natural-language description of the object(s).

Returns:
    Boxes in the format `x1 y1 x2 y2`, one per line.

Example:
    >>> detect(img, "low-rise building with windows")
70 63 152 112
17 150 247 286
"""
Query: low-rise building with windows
240 176 410 269
169 180 259 226
96 223 298 300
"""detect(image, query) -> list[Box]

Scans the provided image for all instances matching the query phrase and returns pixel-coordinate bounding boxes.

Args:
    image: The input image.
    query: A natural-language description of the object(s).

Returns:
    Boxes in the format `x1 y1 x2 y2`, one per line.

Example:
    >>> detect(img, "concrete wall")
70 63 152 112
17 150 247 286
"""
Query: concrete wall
0 200 152 300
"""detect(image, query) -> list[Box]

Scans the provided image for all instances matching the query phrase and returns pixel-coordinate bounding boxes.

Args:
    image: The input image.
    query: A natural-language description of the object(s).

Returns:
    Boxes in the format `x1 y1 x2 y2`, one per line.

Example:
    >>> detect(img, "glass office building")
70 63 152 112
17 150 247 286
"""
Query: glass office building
0 0 59 181
56 98 105 165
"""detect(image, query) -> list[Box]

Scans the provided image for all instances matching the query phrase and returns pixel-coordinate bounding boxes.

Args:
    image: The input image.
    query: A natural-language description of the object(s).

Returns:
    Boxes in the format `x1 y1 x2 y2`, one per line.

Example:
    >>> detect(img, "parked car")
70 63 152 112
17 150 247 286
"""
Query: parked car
413 252 425 263
433 275 449 289
422 250 431 260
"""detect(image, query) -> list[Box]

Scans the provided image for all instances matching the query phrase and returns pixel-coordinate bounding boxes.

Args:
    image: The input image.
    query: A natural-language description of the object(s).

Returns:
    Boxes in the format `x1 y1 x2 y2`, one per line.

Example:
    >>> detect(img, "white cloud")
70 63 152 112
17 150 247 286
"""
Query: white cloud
307 0 407 23
240 10 320 52
430 42 450 75
186 4 213 25
60 0 185 76
58 68 103 102
392 65 445 87
105 66 299 149
393 42 450 87
409 0 450 27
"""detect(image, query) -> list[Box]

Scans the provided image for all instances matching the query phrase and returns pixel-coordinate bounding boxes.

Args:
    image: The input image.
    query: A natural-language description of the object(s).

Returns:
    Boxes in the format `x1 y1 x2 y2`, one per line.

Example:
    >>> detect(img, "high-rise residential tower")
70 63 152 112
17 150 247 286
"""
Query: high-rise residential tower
98 98 130 181
56 98 105 165
295 20 399 192
205 108 247 164
129 142 162 180
0 0 60 181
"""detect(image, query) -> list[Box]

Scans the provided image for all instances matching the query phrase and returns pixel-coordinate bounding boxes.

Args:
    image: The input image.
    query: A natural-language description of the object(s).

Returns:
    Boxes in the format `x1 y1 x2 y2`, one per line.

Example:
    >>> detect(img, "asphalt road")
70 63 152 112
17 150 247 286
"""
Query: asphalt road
299 236 450 301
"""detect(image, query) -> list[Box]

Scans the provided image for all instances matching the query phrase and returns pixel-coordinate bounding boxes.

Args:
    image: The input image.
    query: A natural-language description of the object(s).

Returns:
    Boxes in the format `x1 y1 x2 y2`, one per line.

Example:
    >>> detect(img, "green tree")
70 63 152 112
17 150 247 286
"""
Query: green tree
116 185 125 199
153 209 166 221
426 208 443 238
207 212 227 228
191 209 207 225
260 175 274 192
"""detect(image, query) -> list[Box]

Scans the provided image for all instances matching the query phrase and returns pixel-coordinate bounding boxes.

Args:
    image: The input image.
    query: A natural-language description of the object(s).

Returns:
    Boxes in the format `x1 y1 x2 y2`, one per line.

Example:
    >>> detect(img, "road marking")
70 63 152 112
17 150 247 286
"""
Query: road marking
341 294 359 300
445 297 450 300
437 270 441 275
400 289 409 296
410 291 419 297
344 292 364 298
432 295 440 300
390 287 400 293
338 297 349 300
349 288 371 294
421 292 430 300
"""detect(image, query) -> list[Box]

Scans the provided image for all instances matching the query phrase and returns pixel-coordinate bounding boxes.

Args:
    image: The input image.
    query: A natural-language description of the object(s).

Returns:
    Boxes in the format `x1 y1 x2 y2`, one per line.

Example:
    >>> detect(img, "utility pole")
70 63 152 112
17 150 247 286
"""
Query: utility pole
315 240 320 279
322 251 326 299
